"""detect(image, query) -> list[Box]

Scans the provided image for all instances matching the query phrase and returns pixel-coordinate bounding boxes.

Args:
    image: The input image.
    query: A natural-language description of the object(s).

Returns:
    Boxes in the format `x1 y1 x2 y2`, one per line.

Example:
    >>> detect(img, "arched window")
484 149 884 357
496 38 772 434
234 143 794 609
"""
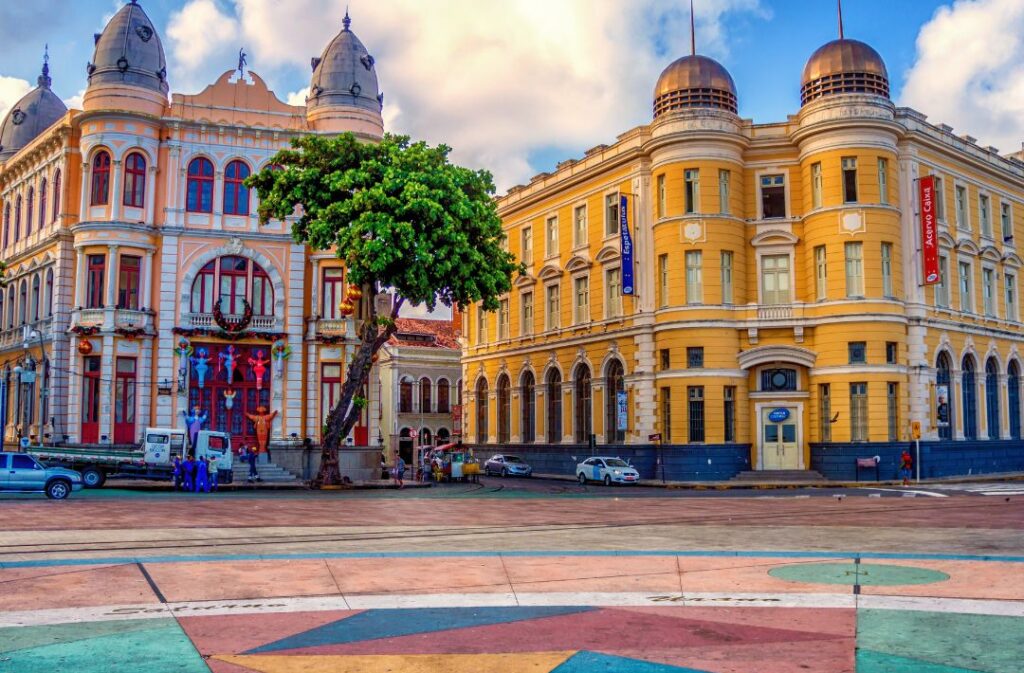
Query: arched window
985 357 1000 439
189 256 275 316
437 378 450 414
962 355 978 440
419 377 431 413
574 364 592 443
547 369 562 443
123 152 146 208
25 186 34 236
30 274 40 322
251 261 273 316
186 158 214 213
44 269 53 318
6 286 14 329
605 359 625 443
437 428 450 443
18 280 27 325
399 377 413 413
38 178 47 229
476 378 489 443
190 261 216 313
2 203 9 249
419 427 432 447
936 352 954 440
223 160 250 216
14 195 22 242
520 371 535 444
51 169 61 222
496 374 510 444
91 151 111 206
1009 361 1021 440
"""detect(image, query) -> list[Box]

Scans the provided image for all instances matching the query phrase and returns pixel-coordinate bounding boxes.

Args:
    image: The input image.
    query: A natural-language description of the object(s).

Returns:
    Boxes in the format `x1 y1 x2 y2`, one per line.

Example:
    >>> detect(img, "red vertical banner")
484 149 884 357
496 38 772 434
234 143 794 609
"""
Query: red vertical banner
919 176 939 285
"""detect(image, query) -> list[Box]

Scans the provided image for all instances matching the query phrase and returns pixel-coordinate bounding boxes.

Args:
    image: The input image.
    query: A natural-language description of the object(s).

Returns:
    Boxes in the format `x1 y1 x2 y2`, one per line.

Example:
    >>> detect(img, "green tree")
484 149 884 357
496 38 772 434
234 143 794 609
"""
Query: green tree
247 133 521 486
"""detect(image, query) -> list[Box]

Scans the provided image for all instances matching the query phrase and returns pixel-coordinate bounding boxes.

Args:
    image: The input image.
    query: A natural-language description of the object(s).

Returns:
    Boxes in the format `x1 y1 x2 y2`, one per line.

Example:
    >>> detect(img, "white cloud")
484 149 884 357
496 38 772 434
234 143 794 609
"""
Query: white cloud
63 89 85 111
166 0 241 90
286 87 309 106
0 76 32 122
400 302 453 320
901 0 1024 154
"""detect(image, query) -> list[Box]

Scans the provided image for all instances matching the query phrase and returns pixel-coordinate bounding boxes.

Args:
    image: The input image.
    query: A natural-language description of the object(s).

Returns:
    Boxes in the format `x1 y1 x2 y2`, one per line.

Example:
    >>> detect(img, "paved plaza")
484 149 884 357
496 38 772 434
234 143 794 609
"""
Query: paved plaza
0 481 1022 672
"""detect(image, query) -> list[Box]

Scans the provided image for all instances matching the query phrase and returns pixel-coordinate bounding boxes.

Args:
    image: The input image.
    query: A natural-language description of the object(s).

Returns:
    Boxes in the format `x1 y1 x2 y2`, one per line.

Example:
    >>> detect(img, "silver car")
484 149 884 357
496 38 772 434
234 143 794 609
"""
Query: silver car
0 452 83 499
484 454 533 478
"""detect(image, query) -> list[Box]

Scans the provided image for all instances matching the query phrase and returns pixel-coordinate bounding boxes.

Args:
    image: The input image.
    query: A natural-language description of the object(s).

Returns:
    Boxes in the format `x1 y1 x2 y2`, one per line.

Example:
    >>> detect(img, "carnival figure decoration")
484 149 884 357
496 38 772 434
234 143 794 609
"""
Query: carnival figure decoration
182 406 209 449
218 344 239 383
271 340 291 379
176 337 193 390
244 405 278 455
248 349 270 390
190 347 212 389
223 389 236 410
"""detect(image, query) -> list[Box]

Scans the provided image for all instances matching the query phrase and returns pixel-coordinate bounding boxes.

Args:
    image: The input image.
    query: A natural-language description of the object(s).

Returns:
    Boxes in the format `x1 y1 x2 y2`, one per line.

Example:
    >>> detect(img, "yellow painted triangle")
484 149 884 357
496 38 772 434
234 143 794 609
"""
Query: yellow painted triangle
215 652 576 673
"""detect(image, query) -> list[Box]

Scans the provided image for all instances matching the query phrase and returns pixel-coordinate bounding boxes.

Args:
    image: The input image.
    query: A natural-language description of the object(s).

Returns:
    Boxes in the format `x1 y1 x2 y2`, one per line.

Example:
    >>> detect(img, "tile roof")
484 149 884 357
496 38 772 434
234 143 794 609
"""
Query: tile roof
388 318 461 350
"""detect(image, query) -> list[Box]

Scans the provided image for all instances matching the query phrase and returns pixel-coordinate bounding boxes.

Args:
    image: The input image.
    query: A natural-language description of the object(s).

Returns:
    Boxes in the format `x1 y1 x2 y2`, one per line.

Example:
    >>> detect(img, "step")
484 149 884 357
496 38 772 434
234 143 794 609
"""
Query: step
231 461 301 483
731 470 827 482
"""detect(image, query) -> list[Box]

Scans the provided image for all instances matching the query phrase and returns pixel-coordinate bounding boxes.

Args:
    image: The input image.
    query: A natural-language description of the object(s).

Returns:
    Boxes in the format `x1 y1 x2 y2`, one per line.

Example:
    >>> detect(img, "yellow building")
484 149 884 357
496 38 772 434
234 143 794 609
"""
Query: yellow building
463 33 1024 479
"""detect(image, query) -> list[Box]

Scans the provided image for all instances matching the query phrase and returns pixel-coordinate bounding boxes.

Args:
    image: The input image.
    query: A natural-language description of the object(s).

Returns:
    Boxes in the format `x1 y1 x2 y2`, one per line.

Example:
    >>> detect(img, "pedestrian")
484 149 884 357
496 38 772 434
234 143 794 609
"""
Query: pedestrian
246 445 261 483
396 454 406 489
195 455 209 493
183 454 195 491
898 450 913 486
207 457 219 492
172 455 183 491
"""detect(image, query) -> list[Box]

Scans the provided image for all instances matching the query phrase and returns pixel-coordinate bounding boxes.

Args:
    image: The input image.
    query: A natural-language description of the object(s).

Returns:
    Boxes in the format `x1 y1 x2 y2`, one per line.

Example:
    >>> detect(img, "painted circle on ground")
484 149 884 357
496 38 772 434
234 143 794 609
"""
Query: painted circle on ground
769 562 950 586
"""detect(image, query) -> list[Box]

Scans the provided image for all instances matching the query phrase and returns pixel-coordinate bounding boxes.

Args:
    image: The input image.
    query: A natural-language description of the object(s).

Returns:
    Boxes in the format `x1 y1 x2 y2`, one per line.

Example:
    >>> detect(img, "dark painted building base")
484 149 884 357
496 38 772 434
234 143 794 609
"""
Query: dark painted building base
811 440 1024 481
468 443 751 482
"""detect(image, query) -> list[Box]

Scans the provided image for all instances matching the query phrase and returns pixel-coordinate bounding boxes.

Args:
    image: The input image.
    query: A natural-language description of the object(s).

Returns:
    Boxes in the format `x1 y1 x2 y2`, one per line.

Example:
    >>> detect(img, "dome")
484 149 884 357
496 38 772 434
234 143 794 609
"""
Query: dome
86 0 168 98
800 38 889 106
307 13 382 116
654 55 737 117
0 59 67 162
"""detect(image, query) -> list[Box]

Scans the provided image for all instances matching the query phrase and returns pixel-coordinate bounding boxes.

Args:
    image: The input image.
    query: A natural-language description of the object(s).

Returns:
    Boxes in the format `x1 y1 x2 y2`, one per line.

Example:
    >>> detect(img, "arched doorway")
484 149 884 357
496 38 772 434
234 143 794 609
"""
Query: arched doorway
496 374 511 444
418 427 432 447
936 352 954 440
574 364 592 443
398 427 414 465
546 369 562 443
520 371 535 444
985 357 1000 439
604 359 625 443
436 427 450 444
962 355 978 440
475 378 488 444
1009 361 1021 440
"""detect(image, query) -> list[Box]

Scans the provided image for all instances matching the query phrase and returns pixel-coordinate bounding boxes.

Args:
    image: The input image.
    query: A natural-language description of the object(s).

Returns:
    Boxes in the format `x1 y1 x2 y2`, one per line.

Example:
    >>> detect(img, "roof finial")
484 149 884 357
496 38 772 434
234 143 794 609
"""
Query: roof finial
343 7 351 31
237 47 247 78
838 0 844 39
38 44 52 88
690 0 696 56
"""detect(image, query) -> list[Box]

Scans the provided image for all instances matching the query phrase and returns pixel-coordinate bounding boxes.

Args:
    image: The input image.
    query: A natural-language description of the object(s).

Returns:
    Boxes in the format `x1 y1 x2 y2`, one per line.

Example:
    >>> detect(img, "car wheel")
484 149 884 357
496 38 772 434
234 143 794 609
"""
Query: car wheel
46 480 70 500
578 472 587 485
502 468 508 478
81 467 105 488
604 475 612 487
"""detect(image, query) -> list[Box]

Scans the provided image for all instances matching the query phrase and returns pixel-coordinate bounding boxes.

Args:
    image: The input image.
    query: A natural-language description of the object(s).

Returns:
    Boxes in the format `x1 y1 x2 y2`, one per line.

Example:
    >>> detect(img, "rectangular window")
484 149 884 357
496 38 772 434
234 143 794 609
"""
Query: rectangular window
761 254 791 305
983 267 996 317
848 341 867 364
959 261 973 313
684 169 699 214
811 162 823 209
660 348 671 371
724 386 736 442
660 387 672 443
687 346 704 369
546 284 560 330
842 157 858 203
887 382 899 442
878 158 889 204
814 245 827 301
521 226 533 265
886 341 898 364
819 384 832 442
498 298 509 340
544 217 559 259
476 305 487 343
521 291 534 335
1006 273 1017 322
955 185 968 230
718 169 730 214
605 267 622 318
605 193 620 236
574 276 589 324
1001 201 1013 241
117 255 141 310
936 255 950 308
658 253 669 308
934 175 945 222
321 267 344 319
86 254 105 309
760 174 786 219
574 205 587 247
656 175 666 219
881 242 893 298
845 242 864 297
850 382 868 442
687 386 705 443
980 194 992 238
685 250 702 304
321 364 342 427
720 251 733 304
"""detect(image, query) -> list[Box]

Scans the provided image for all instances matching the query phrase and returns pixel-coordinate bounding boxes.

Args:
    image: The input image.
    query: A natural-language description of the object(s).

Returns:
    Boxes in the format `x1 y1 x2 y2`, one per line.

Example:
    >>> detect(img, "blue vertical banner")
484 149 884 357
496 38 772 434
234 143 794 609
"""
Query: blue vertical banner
619 194 634 295
616 390 628 431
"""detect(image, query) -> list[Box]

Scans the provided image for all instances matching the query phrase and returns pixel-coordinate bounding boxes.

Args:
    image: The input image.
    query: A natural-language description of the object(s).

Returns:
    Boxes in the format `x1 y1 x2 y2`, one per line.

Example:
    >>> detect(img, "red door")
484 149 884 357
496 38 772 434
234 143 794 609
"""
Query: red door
113 357 136 444
81 356 101 443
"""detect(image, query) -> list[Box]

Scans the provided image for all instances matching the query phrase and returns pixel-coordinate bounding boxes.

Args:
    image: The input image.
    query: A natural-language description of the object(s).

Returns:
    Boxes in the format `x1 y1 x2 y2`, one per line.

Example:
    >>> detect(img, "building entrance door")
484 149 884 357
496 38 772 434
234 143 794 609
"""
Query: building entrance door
760 407 800 470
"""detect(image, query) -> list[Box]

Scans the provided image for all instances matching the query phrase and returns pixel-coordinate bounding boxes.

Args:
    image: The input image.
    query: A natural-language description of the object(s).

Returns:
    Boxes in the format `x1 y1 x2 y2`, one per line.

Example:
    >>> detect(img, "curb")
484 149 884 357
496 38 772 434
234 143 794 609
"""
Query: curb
532 471 1024 490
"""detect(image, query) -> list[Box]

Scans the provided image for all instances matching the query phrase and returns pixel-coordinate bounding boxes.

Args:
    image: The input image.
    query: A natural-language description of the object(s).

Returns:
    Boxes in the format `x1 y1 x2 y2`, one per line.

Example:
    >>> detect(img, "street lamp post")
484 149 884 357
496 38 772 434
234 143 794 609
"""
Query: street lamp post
19 328 49 447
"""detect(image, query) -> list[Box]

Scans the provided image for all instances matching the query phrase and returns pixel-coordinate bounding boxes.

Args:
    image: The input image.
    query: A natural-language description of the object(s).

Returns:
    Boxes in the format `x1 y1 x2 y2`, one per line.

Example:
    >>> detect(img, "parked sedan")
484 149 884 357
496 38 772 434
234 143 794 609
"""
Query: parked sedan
0 452 83 499
484 454 533 478
576 456 640 486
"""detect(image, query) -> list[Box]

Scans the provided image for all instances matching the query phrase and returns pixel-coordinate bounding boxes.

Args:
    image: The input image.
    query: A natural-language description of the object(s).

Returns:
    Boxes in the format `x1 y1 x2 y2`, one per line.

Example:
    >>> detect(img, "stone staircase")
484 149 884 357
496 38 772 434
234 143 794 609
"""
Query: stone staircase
231 460 302 484
730 469 828 483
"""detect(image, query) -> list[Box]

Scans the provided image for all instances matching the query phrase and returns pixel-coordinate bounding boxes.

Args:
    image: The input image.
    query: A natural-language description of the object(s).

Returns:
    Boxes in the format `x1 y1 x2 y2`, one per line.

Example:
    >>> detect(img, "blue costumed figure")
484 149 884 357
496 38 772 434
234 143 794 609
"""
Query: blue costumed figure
172 456 182 490
218 345 239 383
183 455 195 491
195 457 209 493
182 406 208 450
208 457 219 491
190 347 212 389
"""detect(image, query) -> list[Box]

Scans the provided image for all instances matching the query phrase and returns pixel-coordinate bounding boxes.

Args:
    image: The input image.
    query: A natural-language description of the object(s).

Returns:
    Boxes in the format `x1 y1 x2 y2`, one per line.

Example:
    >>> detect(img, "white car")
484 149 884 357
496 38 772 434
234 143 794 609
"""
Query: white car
576 456 640 486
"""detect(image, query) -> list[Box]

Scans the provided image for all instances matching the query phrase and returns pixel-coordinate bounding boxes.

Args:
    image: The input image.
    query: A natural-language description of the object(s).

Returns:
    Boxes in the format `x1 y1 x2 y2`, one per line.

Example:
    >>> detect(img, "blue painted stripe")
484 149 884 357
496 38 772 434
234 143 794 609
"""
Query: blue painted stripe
3 548 1024 569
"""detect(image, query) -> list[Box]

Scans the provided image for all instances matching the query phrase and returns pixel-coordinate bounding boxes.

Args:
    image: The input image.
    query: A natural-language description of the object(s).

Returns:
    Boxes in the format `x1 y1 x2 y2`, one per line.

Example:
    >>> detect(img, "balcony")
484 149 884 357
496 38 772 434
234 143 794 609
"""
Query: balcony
757 305 795 321
184 312 278 331
114 309 152 329
77 308 105 327
317 318 348 335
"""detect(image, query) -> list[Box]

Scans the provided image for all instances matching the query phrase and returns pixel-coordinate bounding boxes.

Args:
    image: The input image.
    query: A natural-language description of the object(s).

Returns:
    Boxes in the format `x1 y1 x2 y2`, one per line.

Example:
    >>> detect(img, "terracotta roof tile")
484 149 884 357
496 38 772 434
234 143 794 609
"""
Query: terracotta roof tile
388 318 460 350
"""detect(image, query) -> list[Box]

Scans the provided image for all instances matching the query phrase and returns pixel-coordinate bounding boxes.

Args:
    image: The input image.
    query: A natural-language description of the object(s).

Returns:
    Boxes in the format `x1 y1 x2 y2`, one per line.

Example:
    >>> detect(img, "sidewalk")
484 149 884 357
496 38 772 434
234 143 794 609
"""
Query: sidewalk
100 478 431 492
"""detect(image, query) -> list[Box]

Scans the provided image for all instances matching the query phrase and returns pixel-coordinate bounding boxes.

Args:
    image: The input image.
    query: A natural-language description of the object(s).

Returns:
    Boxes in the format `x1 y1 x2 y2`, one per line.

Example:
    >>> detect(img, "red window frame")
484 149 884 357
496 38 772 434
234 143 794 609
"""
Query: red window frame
86 254 106 309
91 151 111 206
118 255 141 310
223 160 250 216
25 186 34 236
190 260 216 313
186 158 214 213
218 256 248 315
321 364 342 426
45 269 53 318
251 263 273 316
123 153 146 208
51 169 61 222
38 178 47 229
321 267 344 318
81 356 102 443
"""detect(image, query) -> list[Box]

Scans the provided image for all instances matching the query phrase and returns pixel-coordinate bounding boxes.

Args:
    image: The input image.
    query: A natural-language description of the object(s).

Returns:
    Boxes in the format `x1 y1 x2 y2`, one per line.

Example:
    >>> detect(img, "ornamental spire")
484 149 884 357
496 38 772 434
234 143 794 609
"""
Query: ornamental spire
38 44 51 88
343 8 351 32
690 0 696 56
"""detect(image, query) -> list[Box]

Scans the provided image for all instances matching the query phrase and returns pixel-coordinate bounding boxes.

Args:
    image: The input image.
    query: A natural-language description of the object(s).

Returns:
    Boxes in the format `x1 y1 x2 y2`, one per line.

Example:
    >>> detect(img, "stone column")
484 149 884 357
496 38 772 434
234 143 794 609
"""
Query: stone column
154 235 178 427
140 250 154 312
282 244 306 439
73 248 86 308
953 368 965 440
78 162 90 219
144 166 157 224
310 259 321 318
105 245 120 307
212 171 224 230
99 334 114 442
110 160 123 221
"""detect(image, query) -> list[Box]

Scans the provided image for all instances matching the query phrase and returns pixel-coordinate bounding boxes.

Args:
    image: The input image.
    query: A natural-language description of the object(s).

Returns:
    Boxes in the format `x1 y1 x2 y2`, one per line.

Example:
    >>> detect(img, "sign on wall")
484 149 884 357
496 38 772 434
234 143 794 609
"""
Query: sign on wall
616 390 628 431
767 408 790 423
619 195 634 295
919 175 940 285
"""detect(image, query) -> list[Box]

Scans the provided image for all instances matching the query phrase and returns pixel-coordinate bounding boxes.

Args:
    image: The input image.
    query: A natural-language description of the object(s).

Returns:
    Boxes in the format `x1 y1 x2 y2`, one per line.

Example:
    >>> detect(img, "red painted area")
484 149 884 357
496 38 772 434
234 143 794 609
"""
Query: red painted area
615 607 856 639
0 564 158 610
615 638 855 673
179 610 360 657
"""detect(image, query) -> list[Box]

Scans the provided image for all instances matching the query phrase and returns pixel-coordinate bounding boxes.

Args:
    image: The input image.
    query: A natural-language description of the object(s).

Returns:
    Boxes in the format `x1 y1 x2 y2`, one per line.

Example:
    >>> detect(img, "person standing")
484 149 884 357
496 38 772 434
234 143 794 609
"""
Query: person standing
172 455 183 491
195 455 209 493
207 457 218 492
898 450 913 487
183 455 195 491
247 445 260 483
395 455 406 489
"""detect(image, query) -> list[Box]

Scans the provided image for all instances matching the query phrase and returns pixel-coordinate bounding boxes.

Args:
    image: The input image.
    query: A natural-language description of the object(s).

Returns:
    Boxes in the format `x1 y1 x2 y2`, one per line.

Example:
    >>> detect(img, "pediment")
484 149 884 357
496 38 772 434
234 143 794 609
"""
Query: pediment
565 254 592 273
537 263 563 281
751 229 799 247
595 245 621 264
738 344 817 370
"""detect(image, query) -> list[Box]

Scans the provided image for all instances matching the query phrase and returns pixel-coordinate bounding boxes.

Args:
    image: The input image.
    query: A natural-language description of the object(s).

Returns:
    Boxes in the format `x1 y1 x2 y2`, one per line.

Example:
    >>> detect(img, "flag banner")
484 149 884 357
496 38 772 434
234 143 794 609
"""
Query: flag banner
620 194 634 295
919 176 939 285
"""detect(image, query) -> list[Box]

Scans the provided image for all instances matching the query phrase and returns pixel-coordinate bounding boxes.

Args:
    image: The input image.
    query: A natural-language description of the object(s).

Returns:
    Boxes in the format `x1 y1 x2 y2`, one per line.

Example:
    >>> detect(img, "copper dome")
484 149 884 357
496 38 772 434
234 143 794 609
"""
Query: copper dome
800 39 889 106
654 54 737 117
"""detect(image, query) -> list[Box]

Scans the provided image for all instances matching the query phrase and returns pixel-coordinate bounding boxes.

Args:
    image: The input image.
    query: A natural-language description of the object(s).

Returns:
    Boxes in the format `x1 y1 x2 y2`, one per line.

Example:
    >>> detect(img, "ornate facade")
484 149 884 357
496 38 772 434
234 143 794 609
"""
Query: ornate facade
0 2 385 454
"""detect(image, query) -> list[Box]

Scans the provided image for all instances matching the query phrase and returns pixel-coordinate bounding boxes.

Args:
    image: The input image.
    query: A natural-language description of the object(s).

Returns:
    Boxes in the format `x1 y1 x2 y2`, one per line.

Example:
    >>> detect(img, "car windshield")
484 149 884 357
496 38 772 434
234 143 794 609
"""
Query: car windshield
504 456 523 463
605 458 629 467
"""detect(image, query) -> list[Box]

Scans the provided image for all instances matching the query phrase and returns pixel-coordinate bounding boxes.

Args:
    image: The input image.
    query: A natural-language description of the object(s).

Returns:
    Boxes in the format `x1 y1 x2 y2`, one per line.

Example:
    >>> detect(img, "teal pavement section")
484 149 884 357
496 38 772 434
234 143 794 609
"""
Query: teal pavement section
769 562 950 586
0 618 208 673
551 651 711 672
857 609 1023 673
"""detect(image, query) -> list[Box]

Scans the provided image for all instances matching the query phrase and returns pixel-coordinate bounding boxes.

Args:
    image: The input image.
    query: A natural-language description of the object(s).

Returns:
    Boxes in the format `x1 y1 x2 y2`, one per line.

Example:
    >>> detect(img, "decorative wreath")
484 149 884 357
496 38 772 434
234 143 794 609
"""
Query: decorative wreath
213 297 253 333
71 325 101 336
